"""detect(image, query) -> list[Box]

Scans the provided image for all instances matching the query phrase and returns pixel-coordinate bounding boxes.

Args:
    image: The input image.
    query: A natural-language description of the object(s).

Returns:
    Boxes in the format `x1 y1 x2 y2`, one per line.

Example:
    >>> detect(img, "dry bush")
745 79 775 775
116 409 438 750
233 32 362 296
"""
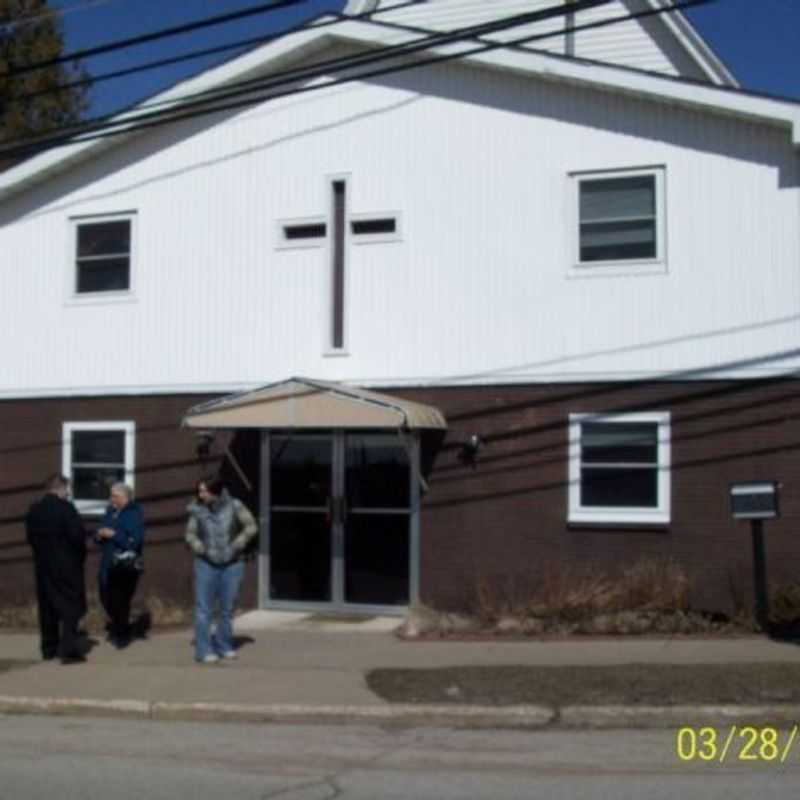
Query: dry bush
770 582 800 625
0 591 190 632
0 601 39 629
615 559 690 612
474 558 692 622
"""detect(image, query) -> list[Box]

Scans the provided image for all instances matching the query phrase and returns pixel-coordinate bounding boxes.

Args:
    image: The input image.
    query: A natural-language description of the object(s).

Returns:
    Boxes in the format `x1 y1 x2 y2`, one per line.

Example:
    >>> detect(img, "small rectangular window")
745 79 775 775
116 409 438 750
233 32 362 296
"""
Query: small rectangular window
62 422 135 514
349 211 402 245
276 216 327 249
351 218 396 236
572 168 664 269
568 412 670 524
285 222 327 240
75 218 132 294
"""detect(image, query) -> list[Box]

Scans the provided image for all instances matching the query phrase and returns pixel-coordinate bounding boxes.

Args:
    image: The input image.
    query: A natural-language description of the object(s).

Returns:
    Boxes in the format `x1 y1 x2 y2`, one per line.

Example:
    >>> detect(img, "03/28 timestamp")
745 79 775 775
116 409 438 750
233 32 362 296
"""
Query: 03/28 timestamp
676 726 799 763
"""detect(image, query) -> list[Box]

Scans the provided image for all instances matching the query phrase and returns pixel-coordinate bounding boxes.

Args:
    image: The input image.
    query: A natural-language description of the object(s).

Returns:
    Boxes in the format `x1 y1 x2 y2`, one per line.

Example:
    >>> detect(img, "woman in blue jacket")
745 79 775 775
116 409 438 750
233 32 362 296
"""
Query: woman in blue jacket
96 482 145 649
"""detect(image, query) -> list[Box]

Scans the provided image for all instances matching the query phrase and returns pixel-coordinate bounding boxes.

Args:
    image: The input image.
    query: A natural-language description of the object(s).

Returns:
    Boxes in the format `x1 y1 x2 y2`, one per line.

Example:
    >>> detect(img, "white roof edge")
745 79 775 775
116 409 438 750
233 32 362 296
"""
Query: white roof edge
644 0 738 87
343 0 380 13
1 16 798 202
0 21 334 201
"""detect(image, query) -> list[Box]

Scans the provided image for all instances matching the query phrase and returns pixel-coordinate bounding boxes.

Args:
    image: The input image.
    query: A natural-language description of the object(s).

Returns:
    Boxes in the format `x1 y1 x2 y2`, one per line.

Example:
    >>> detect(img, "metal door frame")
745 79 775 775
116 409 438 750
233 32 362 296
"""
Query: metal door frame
258 429 420 615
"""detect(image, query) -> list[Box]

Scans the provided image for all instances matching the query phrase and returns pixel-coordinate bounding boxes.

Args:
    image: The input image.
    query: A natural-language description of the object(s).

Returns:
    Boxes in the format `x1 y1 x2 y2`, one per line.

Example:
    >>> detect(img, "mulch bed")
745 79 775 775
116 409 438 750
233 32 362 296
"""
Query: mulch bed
366 663 800 707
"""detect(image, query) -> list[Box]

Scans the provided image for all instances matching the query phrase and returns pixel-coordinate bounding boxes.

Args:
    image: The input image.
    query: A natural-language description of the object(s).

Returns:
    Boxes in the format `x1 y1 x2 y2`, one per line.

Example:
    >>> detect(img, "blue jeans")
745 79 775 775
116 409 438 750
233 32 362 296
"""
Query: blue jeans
193 558 245 661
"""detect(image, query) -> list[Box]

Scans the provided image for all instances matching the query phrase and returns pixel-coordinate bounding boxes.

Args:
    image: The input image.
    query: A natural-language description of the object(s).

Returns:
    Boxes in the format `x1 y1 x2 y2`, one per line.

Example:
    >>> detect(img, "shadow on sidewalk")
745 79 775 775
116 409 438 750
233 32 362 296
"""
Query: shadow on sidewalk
768 620 800 647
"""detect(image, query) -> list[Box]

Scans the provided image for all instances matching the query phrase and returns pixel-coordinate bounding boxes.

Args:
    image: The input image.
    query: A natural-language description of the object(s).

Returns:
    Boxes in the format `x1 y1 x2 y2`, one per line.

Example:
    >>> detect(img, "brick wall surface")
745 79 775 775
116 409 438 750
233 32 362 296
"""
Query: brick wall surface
2 380 798 616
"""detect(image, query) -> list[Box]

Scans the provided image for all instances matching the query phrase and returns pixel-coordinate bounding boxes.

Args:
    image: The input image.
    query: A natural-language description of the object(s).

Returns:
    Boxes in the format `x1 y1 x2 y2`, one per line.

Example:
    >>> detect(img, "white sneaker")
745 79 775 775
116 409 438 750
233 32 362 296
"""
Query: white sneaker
221 650 237 660
200 653 219 664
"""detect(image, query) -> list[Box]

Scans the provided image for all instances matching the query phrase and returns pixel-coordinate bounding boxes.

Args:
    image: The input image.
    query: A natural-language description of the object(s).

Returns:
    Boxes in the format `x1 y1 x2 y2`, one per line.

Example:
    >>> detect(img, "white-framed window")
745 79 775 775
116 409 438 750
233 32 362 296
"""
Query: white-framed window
70 212 136 297
275 216 328 249
570 167 665 271
350 211 402 245
568 412 670 525
62 422 135 515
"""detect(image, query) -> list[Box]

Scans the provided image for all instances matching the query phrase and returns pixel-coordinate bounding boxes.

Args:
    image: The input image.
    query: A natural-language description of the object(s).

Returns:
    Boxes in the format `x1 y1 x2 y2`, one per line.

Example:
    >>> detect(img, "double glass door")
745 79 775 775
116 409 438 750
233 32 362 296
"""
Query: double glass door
266 431 417 610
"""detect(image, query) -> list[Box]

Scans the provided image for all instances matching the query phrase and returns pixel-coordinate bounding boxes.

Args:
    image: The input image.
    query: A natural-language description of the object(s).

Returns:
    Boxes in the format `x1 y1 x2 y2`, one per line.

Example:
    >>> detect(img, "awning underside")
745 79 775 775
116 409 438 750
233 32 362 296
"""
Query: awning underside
182 377 447 431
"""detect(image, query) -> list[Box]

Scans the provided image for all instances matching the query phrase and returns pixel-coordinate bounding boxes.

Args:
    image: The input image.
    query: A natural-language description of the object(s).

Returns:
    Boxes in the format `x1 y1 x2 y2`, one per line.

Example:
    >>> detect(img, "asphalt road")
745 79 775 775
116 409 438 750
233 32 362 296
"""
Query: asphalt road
1 715 798 799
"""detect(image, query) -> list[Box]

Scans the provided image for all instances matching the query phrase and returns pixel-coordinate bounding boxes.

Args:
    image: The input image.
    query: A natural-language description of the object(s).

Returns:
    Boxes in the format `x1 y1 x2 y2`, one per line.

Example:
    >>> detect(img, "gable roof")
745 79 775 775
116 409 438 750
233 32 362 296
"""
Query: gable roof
183 377 447 430
0 6 798 204
344 0 738 86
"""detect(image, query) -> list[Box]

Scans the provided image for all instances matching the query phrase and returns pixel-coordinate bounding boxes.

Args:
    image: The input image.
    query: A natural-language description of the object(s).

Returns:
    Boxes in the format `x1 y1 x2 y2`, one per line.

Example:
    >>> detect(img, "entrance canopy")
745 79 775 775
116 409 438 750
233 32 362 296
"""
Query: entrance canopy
182 377 447 431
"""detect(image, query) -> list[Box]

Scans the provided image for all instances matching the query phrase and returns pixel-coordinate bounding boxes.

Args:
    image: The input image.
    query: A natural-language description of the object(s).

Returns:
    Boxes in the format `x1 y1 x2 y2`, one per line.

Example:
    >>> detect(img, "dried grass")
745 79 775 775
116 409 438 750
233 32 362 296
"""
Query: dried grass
0 592 190 632
473 558 691 623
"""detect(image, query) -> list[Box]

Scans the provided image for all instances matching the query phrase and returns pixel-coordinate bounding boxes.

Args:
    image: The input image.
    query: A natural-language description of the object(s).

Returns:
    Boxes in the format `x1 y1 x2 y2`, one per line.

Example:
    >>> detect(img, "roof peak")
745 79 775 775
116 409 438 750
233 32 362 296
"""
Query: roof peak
343 0 381 14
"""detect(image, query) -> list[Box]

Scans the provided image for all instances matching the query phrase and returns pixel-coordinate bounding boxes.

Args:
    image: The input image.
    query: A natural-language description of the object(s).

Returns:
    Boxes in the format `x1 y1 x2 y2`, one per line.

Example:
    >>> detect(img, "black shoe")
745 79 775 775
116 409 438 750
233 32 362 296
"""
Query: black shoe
111 636 130 650
60 654 86 665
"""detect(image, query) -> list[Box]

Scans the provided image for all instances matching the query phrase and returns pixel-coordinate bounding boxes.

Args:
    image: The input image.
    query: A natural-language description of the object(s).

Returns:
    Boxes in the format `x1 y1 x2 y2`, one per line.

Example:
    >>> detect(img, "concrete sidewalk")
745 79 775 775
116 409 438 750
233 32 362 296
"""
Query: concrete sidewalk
1 611 800 729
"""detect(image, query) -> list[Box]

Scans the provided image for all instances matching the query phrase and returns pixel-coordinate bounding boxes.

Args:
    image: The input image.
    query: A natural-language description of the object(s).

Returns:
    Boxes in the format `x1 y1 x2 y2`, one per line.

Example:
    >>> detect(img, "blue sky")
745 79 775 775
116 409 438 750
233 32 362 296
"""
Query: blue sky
49 0 800 116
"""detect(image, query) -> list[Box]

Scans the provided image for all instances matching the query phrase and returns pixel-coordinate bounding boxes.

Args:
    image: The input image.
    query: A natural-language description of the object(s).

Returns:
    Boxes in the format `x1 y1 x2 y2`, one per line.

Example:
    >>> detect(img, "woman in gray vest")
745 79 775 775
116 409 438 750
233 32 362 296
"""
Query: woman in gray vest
185 477 257 663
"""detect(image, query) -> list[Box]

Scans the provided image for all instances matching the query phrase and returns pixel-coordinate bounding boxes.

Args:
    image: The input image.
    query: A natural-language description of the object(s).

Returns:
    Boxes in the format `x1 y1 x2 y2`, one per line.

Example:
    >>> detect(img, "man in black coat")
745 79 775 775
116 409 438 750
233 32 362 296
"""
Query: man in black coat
25 474 88 664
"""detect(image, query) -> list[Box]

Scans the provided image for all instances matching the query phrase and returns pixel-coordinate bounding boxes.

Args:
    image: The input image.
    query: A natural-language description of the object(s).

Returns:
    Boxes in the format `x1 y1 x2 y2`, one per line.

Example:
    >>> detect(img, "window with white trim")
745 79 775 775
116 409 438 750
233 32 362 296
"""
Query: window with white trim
72 214 135 295
568 412 670 524
62 422 135 514
572 168 665 268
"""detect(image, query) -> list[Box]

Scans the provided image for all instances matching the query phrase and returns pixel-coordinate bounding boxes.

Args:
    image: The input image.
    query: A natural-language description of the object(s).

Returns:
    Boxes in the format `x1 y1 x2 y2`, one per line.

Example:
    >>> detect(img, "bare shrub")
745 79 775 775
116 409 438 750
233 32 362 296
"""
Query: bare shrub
770 582 800 625
474 558 692 623
0 591 190 631
616 558 690 612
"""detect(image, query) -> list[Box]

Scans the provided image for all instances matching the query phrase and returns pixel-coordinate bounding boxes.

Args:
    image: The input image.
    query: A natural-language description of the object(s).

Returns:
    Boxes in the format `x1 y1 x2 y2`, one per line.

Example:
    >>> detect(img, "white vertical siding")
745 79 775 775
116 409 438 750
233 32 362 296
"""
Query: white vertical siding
366 0 691 77
0 59 797 396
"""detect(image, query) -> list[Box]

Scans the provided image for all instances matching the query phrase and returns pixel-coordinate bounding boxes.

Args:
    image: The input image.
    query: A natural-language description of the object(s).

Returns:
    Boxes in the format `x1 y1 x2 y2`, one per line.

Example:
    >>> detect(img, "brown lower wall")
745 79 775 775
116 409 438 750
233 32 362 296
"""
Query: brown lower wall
0 394 235 613
395 379 800 615
1 379 799 617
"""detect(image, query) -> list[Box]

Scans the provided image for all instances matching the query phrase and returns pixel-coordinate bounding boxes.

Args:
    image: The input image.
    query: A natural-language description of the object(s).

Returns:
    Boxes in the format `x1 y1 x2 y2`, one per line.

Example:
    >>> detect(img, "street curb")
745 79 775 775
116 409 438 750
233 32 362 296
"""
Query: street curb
151 702 555 727
0 696 150 719
2 696 800 729
559 704 800 729
0 696 553 728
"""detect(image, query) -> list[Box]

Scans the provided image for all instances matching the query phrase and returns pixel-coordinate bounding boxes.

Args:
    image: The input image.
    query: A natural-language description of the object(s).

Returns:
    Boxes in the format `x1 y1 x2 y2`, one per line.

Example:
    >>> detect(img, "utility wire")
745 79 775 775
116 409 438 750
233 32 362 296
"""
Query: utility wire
4 0 313 77
130 0 718 118
12 0 422 105
0 0 621 151
0 0 716 161
0 0 711 157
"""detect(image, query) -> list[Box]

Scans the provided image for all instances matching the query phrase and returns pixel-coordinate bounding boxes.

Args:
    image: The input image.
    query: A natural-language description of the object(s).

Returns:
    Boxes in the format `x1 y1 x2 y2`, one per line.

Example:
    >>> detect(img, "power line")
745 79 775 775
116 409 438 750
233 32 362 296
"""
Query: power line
145 0 719 119
0 0 621 151
4 0 313 78
0 0 716 161
0 0 713 158
11 1 422 106
362 0 724 73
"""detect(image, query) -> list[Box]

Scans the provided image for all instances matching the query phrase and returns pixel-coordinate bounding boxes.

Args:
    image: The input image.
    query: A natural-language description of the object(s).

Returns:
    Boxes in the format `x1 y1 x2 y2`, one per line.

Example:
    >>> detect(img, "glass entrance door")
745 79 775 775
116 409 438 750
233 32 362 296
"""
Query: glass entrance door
269 435 333 603
265 431 417 610
344 434 410 606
